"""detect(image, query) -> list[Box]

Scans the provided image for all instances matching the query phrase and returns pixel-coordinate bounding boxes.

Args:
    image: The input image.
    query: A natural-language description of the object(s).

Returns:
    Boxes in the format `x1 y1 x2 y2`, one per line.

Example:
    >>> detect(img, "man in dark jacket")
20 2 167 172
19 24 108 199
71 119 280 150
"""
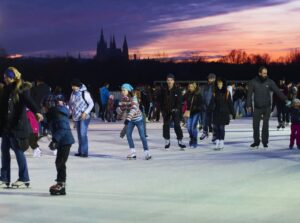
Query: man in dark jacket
160 74 186 150
31 76 51 137
247 66 290 148
0 67 43 188
200 73 216 141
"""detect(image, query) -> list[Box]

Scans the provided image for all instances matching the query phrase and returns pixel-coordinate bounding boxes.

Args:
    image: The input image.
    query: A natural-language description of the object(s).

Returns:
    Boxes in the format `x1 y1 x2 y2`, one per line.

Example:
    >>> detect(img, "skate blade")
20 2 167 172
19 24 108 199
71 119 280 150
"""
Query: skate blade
11 185 30 189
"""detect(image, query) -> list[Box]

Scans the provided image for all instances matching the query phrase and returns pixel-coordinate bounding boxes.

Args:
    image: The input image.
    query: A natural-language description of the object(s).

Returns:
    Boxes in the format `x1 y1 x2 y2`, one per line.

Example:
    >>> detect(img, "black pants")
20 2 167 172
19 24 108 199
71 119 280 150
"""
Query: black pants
276 104 288 124
55 145 71 183
154 103 161 122
163 111 183 140
253 107 271 144
215 125 225 140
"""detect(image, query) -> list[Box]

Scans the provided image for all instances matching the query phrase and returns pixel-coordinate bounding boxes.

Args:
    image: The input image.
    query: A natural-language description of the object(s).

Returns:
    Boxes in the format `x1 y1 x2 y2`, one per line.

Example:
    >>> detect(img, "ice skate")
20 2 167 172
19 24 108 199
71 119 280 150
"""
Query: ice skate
0 181 10 188
50 182 66 195
33 147 42 158
11 180 30 189
178 140 186 150
250 142 260 150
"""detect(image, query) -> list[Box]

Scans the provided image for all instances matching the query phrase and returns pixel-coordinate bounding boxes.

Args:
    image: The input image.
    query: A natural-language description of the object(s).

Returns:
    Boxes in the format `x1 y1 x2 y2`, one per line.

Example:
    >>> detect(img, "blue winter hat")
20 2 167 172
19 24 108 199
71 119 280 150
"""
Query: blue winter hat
55 94 65 102
4 68 16 79
121 83 134 92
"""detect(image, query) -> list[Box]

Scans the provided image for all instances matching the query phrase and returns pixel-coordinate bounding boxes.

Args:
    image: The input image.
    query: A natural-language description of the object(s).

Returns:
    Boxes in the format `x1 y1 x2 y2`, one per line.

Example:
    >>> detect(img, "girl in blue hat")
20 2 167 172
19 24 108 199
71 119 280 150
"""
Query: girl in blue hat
117 83 151 160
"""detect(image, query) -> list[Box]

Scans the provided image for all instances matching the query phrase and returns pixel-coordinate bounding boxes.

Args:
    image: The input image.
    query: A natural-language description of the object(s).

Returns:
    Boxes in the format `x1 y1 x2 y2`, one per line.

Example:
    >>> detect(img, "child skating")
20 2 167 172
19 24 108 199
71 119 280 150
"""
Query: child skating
46 94 75 195
117 83 151 160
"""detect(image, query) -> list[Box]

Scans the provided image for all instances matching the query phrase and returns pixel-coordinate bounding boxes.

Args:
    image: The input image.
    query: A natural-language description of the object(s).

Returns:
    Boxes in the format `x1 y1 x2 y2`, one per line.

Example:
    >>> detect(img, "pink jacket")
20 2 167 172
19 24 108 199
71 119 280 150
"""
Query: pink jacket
26 110 39 134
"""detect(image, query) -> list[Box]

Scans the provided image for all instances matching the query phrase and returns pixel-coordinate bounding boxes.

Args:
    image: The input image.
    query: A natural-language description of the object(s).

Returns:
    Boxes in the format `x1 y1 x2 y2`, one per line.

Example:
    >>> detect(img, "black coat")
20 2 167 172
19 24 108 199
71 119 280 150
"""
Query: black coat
247 76 287 109
160 86 183 114
0 81 40 144
31 82 51 108
212 89 234 125
186 91 203 116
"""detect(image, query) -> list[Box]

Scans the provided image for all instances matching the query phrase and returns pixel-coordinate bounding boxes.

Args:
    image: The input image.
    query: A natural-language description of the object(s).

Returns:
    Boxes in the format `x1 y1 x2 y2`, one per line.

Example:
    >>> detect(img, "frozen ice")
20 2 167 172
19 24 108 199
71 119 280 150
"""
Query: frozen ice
1 118 300 223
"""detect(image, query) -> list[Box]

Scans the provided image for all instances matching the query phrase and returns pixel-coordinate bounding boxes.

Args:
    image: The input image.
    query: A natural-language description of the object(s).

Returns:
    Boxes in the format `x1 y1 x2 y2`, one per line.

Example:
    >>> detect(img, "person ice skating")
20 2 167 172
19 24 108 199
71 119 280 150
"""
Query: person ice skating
0 67 43 188
247 66 290 149
99 83 110 122
212 79 235 150
272 78 288 130
26 109 42 157
185 82 202 148
160 74 186 150
117 83 151 160
46 94 75 195
289 98 300 149
69 79 94 158
200 73 216 141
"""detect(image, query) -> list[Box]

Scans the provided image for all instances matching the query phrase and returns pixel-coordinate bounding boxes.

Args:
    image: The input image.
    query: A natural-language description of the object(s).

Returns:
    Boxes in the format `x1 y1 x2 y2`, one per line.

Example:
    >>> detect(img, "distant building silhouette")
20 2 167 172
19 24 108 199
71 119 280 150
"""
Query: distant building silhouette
95 29 129 61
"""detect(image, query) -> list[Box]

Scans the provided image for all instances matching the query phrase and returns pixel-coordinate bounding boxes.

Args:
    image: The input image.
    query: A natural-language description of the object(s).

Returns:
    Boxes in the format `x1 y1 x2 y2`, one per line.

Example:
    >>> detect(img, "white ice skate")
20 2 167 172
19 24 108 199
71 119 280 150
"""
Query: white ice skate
11 180 30 189
33 147 42 158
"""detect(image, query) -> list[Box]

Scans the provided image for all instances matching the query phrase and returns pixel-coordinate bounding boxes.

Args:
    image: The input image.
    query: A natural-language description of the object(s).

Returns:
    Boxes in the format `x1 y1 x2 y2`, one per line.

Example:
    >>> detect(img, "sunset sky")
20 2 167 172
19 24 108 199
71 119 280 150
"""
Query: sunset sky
0 0 299 60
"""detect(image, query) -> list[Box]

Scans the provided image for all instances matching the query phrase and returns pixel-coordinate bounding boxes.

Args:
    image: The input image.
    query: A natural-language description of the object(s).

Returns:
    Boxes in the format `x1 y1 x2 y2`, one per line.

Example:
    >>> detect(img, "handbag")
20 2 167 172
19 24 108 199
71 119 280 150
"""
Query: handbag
183 95 194 118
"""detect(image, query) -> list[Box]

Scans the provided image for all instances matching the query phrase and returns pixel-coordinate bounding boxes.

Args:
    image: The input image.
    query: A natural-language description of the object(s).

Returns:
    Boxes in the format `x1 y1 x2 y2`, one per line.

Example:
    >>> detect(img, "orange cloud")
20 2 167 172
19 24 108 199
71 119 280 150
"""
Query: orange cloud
133 0 300 60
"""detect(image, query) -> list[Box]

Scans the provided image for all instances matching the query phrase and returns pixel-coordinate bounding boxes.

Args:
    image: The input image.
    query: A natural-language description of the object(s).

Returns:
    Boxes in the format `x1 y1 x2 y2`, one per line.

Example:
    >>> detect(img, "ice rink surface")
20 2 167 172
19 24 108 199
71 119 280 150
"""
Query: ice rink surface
1 118 300 223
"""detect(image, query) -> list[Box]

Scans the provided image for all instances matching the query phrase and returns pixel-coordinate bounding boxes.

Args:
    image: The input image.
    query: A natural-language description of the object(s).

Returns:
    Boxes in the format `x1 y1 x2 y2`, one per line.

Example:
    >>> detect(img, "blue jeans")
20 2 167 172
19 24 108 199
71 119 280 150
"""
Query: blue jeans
126 119 149 151
187 113 201 141
1 134 30 182
75 118 91 155
234 99 245 117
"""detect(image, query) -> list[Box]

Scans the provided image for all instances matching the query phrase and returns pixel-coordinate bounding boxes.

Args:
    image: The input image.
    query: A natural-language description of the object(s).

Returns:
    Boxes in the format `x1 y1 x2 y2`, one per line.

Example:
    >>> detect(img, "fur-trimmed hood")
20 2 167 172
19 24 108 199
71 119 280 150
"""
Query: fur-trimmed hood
8 80 32 103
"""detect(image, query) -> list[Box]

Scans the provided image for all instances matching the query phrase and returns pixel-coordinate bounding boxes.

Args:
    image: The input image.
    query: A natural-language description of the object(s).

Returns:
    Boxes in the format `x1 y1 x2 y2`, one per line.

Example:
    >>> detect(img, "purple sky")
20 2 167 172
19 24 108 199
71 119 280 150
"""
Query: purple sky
0 0 298 58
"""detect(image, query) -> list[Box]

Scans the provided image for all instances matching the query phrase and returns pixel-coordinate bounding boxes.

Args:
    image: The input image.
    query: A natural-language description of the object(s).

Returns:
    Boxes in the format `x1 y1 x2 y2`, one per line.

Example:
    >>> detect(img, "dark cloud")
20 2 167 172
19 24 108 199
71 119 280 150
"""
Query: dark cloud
0 0 291 56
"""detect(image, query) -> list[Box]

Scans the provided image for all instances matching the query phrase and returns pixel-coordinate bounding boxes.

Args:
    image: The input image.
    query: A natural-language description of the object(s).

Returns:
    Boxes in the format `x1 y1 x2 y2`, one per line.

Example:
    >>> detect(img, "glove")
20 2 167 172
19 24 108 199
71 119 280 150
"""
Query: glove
124 119 129 125
49 141 58 151
120 125 127 138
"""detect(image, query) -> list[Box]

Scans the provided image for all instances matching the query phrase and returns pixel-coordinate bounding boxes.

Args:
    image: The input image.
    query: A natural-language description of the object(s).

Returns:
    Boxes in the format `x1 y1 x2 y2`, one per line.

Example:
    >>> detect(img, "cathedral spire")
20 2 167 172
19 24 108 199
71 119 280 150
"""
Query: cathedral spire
123 35 129 60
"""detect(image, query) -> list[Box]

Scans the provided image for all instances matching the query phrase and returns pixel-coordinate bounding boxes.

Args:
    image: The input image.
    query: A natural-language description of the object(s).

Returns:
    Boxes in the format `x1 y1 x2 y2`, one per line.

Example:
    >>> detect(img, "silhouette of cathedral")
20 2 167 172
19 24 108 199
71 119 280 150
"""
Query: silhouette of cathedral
95 29 129 61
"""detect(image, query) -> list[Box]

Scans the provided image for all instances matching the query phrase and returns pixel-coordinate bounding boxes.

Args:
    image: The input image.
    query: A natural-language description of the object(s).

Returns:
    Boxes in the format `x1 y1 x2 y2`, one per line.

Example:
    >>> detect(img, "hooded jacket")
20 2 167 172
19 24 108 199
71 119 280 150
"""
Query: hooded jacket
0 80 40 143
46 105 75 146
69 84 94 121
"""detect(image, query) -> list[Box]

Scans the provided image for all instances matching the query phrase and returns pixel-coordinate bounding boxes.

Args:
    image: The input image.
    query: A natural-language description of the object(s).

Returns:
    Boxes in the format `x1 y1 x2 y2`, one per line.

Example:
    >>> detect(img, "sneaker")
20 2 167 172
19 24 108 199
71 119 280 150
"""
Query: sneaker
75 153 82 157
165 139 170 150
200 133 208 140
250 142 260 149
289 145 294 150
0 180 10 188
33 147 42 158
11 180 30 189
263 143 268 148
53 149 57 156
50 182 66 196
178 140 186 150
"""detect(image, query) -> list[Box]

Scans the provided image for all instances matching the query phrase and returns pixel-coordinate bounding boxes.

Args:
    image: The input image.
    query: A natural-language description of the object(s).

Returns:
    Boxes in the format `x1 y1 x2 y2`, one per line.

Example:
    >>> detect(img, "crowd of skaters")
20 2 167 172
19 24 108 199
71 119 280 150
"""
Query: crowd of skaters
0 66 300 195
